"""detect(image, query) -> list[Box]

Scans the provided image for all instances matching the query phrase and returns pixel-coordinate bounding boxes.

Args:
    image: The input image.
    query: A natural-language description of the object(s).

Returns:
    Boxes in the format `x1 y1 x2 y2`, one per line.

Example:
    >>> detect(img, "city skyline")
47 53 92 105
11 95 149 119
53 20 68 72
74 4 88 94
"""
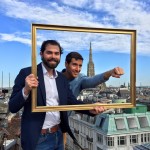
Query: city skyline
0 0 150 87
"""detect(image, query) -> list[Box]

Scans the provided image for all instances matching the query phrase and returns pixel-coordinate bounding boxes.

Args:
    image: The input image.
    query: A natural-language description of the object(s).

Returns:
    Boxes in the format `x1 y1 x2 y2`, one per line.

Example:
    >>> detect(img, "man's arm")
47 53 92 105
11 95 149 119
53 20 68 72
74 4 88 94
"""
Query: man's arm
81 67 124 89
9 69 27 113
9 70 38 113
65 77 106 116
103 67 124 80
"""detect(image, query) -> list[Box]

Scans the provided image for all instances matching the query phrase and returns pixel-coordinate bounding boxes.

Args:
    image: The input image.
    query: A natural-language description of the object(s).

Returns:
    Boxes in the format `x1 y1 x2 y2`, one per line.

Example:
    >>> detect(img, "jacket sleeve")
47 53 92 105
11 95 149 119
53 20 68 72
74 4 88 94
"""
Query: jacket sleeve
65 78 95 116
9 69 29 113
80 73 108 89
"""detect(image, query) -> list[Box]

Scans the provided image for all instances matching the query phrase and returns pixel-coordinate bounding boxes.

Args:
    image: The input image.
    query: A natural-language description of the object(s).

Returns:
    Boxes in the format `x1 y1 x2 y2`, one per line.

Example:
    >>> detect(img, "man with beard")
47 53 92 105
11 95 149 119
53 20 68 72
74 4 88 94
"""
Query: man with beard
9 40 106 150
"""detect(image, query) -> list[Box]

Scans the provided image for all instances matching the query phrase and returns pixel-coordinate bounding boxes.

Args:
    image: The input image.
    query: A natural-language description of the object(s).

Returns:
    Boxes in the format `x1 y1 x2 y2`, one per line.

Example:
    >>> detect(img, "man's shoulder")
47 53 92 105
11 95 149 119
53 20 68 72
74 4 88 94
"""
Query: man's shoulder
77 73 86 79
21 66 31 70
20 63 41 73
20 66 31 73
71 73 86 83
57 71 67 79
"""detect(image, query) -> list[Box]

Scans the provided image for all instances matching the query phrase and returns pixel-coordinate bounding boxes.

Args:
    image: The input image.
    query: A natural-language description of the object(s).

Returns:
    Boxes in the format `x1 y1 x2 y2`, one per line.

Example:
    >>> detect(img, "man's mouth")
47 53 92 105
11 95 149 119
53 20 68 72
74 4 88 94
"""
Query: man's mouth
48 60 57 63
73 72 79 75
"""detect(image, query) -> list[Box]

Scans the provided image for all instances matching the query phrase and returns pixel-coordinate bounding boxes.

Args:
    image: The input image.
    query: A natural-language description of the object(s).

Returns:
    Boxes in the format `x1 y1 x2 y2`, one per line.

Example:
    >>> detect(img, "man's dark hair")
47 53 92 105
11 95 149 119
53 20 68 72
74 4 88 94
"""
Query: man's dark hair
40 40 63 54
65 52 84 64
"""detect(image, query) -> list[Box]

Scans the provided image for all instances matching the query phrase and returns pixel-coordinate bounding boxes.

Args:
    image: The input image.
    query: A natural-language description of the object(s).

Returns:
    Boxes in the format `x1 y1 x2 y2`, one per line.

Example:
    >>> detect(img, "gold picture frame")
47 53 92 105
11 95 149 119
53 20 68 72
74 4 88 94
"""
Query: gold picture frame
31 23 136 112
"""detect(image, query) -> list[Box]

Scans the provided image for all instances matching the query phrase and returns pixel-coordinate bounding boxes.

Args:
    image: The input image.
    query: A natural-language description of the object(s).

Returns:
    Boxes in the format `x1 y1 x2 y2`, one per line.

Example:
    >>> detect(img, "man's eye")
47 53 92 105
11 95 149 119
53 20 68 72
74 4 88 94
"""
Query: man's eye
55 53 60 55
46 51 52 54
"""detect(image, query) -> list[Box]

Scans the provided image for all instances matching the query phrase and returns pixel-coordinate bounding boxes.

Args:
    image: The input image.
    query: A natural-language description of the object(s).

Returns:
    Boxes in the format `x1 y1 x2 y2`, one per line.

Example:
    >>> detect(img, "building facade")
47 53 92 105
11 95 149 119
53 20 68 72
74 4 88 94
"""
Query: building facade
67 105 150 150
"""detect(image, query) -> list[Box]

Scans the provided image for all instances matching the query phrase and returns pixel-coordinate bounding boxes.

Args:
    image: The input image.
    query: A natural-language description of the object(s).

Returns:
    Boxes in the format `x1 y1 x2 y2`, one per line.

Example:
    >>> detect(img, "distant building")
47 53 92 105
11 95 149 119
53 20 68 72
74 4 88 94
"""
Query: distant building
0 102 8 128
117 88 130 99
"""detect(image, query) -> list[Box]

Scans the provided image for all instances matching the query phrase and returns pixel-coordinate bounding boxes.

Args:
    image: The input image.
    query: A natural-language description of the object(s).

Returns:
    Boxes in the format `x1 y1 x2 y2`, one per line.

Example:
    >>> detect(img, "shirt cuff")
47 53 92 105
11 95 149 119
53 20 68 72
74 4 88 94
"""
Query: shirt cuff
22 88 29 100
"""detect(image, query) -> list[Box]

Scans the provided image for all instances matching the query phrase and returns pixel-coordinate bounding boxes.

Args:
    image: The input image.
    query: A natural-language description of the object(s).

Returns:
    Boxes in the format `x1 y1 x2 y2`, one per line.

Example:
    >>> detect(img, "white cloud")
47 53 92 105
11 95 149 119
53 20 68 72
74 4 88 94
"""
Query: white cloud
0 0 150 55
0 0 100 27
60 0 89 8
0 32 31 45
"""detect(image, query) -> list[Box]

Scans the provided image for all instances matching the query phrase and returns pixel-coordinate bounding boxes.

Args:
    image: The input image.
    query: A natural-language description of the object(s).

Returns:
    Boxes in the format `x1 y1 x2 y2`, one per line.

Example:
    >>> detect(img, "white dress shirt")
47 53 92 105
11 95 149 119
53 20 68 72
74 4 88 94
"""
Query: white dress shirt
41 63 60 129
22 63 60 129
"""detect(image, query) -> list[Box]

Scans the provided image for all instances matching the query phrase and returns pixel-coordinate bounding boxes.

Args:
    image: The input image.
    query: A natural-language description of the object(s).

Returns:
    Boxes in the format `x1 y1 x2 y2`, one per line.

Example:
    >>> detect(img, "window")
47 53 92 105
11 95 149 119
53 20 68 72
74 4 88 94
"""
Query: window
74 122 77 129
141 133 150 143
81 125 84 133
99 117 105 128
84 139 86 148
115 118 126 130
138 117 149 128
118 136 126 146
83 114 88 121
69 120 73 127
89 129 93 137
87 116 90 122
88 142 93 150
97 147 103 150
97 133 103 144
127 117 138 129
130 135 138 144
81 137 84 147
106 136 114 147
74 145 78 150
90 116 96 124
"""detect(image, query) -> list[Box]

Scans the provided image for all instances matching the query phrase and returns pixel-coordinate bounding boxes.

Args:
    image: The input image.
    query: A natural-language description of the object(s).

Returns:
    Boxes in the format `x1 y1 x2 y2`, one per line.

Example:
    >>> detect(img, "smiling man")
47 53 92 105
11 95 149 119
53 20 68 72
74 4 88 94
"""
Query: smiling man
62 52 124 148
9 40 106 150
62 52 124 98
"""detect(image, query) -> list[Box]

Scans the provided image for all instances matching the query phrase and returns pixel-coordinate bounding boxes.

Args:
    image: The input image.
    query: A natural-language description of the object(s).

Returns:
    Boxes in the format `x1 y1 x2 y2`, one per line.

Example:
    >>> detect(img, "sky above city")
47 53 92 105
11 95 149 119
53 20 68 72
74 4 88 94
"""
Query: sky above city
0 0 150 87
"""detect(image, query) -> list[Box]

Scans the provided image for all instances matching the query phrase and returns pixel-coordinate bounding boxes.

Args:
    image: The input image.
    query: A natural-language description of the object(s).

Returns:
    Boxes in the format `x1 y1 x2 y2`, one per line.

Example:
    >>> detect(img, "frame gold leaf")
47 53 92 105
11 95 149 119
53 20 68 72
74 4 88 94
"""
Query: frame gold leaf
31 23 136 112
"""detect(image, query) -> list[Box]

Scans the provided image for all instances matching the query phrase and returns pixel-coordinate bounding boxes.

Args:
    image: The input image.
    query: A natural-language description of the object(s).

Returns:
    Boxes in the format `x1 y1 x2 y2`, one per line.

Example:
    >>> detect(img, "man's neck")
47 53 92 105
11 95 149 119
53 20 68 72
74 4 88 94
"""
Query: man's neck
42 63 54 76
63 71 74 80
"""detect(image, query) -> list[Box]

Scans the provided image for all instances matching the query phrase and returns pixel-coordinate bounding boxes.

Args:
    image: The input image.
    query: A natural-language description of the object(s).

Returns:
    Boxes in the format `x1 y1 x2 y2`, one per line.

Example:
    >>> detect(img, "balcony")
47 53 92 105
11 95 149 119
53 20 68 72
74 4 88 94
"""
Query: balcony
86 135 93 142
74 128 79 134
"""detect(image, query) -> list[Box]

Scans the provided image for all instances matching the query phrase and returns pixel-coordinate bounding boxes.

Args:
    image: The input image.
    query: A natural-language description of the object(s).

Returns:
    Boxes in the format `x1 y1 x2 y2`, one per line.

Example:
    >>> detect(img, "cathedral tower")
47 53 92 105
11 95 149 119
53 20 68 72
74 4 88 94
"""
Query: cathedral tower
87 42 95 77
87 42 106 91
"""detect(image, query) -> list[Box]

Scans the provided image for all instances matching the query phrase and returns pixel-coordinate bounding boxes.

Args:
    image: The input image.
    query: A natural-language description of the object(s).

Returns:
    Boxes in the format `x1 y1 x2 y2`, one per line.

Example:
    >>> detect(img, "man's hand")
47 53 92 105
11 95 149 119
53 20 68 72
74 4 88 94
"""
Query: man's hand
111 67 124 78
104 67 124 80
89 106 107 115
24 74 38 96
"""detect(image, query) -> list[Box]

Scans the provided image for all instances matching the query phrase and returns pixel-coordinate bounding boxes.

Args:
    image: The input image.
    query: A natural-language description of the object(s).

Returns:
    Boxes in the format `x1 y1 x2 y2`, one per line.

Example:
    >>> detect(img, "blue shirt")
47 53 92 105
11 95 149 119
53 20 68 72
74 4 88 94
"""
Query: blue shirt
62 69 108 97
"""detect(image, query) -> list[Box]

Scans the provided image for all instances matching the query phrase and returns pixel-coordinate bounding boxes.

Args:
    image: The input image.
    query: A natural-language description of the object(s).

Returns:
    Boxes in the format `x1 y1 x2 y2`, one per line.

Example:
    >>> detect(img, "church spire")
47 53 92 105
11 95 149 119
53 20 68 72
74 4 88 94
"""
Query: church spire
89 42 92 62
87 42 95 77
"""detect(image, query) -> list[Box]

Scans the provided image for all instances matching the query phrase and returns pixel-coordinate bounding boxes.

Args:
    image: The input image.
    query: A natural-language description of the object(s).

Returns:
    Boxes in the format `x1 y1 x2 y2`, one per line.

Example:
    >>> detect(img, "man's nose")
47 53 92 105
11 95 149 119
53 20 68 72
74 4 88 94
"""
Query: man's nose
51 53 56 58
75 66 80 72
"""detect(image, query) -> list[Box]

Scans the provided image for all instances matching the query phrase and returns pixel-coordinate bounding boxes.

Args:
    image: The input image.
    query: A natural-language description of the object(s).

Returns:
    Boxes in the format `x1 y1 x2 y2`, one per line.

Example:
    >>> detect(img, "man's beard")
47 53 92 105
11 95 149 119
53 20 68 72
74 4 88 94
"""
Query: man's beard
42 57 60 69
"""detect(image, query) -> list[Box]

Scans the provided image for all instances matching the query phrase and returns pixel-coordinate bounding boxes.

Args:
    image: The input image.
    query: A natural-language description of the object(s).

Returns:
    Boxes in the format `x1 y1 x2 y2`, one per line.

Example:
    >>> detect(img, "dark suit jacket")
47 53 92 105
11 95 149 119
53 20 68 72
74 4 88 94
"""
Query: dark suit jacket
9 63 93 150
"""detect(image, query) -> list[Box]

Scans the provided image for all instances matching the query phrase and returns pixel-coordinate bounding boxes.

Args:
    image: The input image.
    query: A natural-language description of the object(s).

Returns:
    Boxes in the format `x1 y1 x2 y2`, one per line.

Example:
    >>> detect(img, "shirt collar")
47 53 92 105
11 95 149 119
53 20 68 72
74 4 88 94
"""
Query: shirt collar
41 63 58 78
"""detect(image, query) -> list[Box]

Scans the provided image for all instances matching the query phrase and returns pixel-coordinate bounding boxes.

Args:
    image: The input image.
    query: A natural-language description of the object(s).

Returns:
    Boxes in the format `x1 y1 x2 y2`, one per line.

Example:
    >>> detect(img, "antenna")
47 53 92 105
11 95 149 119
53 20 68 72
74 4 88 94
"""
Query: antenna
1 71 3 90
9 72 10 88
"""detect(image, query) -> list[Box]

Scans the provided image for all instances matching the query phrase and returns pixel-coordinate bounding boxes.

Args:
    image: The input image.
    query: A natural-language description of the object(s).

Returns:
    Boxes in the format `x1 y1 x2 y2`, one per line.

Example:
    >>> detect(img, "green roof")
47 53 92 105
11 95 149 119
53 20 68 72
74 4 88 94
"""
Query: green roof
123 104 147 114
95 111 150 135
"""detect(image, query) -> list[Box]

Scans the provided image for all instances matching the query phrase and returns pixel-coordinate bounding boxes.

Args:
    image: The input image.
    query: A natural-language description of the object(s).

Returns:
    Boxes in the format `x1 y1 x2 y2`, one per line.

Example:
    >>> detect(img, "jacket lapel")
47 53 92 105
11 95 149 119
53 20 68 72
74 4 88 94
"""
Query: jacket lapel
56 72 65 105
37 64 46 106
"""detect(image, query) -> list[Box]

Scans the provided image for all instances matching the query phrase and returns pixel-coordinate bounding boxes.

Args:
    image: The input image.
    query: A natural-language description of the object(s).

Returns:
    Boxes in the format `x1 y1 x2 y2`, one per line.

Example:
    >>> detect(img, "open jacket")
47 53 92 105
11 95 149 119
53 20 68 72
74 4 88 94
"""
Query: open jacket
9 63 94 150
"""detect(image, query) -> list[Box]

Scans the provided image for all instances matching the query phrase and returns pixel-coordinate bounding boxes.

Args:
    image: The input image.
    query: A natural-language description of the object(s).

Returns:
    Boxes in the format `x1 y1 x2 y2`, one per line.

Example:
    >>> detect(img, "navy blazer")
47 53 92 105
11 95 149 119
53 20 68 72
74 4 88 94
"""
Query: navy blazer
9 63 93 150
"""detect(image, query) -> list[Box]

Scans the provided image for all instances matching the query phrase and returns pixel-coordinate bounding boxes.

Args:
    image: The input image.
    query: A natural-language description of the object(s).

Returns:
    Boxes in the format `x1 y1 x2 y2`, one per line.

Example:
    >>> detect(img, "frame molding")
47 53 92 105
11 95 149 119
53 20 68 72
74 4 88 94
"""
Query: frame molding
31 23 136 112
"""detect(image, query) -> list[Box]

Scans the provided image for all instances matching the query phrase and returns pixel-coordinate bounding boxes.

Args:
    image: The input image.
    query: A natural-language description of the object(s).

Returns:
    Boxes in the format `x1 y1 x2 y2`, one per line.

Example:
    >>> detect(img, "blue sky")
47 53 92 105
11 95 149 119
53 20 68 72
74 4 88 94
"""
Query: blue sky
0 0 150 87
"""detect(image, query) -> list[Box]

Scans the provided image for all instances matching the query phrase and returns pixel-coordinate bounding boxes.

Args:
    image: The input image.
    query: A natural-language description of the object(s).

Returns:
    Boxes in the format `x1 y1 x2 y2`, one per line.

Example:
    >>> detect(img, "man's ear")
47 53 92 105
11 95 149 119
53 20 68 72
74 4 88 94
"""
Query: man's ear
65 61 68 67
40 51 43 56
40 51 42 56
